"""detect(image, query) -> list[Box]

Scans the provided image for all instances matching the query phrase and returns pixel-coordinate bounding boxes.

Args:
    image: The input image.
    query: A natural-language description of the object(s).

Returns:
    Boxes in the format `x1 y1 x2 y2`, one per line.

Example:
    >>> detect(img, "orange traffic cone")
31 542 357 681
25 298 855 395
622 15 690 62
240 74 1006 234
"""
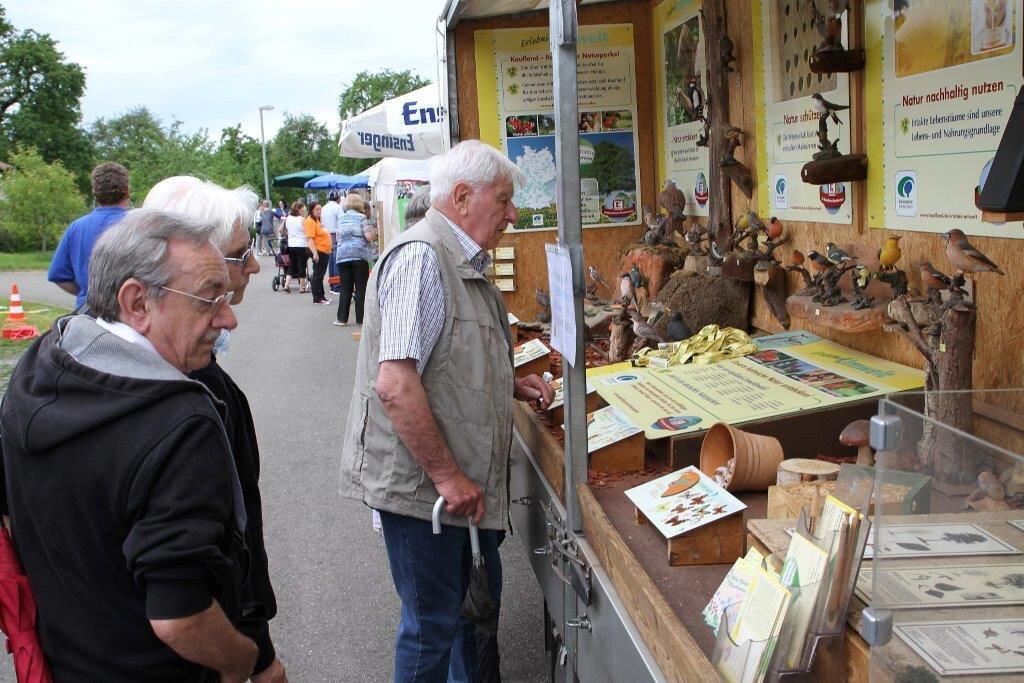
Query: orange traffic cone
7 284 25 322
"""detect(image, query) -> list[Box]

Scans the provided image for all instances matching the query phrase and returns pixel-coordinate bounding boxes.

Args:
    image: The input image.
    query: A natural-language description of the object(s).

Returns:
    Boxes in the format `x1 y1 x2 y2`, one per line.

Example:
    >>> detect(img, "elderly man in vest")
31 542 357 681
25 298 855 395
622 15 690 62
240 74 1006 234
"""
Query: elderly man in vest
340 140 553 682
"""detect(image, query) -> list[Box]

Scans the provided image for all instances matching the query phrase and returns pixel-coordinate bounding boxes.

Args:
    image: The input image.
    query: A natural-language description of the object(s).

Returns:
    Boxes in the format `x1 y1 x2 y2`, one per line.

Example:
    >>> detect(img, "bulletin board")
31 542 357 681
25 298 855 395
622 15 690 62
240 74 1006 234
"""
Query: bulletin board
755 0 854 224
653 0 711 217
869 0 1024 238
474 24 643 232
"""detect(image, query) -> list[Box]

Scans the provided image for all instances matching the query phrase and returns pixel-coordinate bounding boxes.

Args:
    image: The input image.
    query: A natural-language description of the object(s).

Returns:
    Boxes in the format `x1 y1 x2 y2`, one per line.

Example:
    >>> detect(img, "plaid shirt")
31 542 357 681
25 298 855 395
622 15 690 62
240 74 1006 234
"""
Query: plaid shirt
378 213 493 374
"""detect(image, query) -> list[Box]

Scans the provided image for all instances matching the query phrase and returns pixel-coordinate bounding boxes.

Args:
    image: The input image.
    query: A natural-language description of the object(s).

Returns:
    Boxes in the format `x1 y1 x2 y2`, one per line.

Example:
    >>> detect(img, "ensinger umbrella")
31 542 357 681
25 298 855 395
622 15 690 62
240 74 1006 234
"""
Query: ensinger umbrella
303 173 370 191
0 523 52 682
339 85 446 160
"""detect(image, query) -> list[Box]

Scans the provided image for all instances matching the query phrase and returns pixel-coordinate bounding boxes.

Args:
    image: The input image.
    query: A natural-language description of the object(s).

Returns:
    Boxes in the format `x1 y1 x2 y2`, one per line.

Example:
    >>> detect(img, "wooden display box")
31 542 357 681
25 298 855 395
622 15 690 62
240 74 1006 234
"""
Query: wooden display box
547 389 605 425
515 354 549 379
767 467 931 518
636 508 745 566
592 431 645 473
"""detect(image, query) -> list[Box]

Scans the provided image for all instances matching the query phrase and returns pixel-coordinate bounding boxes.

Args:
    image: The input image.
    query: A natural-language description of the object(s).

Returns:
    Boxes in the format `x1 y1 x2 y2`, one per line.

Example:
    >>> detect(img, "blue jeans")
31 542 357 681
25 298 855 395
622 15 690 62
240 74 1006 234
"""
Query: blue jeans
379 510 504 683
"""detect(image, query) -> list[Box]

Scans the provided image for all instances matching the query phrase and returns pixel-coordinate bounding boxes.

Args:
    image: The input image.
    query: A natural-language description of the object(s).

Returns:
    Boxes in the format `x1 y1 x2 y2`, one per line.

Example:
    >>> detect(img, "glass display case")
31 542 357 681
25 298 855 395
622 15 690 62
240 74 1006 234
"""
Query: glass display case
865 390 1024 682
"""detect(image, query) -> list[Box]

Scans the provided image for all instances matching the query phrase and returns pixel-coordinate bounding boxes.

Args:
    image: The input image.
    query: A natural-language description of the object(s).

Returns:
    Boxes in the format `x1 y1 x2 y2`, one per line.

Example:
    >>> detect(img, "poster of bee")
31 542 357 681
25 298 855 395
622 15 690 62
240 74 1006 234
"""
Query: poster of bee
625 466 746 539
858 563 1024 608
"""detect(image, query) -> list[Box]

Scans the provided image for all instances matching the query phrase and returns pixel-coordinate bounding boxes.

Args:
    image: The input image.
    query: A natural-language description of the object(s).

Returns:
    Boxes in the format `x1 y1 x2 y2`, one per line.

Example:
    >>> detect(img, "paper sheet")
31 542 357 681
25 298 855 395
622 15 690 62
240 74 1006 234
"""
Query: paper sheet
857 562 1024 608
544 243 576 367
895 619 1024 677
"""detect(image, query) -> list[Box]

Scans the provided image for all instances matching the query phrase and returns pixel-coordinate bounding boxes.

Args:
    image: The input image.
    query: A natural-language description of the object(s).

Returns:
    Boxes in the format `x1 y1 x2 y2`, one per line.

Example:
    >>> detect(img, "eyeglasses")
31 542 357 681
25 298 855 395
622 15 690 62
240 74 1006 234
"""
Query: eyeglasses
224 246 253 269
159 286 236 313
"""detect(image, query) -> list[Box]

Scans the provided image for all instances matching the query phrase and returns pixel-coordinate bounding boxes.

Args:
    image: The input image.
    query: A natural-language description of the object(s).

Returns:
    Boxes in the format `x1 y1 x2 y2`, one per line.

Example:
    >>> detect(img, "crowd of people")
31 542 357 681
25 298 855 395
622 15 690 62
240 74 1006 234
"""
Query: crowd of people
5 140 551 682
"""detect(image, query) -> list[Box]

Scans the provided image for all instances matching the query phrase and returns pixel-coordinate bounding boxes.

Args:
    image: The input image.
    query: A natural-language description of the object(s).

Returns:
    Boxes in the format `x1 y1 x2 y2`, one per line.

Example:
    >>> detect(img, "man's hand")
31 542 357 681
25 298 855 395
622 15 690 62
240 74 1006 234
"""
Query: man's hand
252 657 288 683
434 468 485 524
514 374 555 408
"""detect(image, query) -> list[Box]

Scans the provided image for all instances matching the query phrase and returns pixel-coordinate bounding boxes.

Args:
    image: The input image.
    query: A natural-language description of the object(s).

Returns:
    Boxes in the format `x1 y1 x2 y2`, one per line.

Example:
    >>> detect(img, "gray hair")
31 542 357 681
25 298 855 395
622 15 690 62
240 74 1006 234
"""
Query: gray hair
405 186 432 226
429 140 525 204
87 209 216 322
142 176 258 251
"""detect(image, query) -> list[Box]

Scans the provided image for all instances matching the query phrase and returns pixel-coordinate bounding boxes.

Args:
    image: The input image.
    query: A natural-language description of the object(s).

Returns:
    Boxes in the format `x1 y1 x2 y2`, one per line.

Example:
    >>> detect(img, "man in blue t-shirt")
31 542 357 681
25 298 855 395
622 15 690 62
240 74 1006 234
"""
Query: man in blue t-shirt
48 162 130 308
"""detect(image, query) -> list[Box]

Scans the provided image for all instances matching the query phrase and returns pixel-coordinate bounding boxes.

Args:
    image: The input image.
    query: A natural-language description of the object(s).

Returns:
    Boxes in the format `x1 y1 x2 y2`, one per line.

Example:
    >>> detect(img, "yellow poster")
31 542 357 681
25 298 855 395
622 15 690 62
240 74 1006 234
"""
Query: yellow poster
653 0 710 217
590 331 923 440
755 1 854 224
473 25 642 231
879 0 1024 237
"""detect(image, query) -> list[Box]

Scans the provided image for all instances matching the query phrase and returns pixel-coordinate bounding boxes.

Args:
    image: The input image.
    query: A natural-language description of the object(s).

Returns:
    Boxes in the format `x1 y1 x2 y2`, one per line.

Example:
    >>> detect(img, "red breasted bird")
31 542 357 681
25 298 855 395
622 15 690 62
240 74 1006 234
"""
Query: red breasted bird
807 250 833 273
944 229 1004 275
790 249 806 267
919 262 952 290
767 217 784 240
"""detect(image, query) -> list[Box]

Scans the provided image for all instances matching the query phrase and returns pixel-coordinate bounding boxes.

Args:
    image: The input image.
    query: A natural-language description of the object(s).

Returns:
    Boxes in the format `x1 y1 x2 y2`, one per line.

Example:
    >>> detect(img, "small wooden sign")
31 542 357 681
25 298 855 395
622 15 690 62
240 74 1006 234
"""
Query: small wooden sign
495 278 515 292
494 246 515 260
495 262 515 276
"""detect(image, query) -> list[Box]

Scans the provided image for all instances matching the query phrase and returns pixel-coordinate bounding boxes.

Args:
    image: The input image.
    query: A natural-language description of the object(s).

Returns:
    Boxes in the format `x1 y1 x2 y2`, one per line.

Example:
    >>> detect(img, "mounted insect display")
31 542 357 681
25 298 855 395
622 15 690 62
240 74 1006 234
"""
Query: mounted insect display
806 0 865 74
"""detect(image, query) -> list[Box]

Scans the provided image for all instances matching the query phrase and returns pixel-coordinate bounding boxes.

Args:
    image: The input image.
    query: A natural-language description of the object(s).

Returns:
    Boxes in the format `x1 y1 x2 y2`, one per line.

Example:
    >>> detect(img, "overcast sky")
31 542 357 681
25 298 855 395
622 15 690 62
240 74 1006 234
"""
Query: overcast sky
7 0 444 141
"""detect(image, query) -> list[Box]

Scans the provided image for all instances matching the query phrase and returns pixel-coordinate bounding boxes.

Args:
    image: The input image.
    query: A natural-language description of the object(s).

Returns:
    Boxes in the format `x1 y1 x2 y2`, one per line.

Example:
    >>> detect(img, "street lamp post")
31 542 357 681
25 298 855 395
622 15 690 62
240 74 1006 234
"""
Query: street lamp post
258 105 274 203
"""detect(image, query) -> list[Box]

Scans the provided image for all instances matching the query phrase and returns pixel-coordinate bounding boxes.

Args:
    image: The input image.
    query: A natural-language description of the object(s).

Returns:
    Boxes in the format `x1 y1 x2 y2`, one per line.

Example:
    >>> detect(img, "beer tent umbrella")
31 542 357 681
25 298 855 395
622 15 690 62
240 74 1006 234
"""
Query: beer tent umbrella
303 173 370 190
0 523 53 682
338 85 446 160
271 170 330 188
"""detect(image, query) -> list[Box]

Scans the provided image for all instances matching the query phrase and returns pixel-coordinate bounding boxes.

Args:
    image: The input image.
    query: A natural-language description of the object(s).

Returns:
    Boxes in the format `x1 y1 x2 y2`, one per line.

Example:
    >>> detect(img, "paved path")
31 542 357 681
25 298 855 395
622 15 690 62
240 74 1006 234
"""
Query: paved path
0 260 548 682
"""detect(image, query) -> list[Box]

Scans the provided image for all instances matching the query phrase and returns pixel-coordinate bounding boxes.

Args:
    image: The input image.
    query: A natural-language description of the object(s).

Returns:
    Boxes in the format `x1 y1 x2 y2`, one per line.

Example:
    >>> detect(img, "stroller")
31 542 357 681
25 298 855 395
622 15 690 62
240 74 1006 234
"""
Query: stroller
270 237 290 291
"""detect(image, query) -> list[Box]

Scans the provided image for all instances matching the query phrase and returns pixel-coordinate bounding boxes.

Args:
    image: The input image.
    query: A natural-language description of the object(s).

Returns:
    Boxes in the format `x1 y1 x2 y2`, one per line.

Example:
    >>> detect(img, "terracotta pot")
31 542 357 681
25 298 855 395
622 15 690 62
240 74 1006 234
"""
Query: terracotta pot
699 422 784 492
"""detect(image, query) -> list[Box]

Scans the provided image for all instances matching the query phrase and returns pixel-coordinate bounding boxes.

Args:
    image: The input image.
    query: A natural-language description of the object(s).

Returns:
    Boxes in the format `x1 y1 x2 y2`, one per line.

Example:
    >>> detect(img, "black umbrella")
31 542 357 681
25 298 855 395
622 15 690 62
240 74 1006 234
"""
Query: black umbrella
433 497 501 682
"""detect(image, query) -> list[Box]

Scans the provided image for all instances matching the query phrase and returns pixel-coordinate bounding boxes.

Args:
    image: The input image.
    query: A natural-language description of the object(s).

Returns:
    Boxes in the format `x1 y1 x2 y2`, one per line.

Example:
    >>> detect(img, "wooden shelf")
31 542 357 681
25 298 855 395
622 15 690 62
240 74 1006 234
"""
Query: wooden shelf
786 294 888 333
981 209 1024 224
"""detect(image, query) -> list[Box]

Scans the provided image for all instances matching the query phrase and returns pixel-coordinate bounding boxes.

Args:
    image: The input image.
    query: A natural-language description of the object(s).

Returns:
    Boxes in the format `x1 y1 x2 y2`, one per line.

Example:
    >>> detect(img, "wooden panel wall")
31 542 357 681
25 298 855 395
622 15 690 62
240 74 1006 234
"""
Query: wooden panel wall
453 1 652 319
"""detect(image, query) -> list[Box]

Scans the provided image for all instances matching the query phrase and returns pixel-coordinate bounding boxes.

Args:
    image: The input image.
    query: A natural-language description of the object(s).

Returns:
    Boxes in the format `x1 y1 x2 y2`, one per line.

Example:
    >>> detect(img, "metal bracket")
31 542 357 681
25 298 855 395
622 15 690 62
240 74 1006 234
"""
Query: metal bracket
861 607 893 647
538 500 593 605
869 414 903 453
565 615 592 632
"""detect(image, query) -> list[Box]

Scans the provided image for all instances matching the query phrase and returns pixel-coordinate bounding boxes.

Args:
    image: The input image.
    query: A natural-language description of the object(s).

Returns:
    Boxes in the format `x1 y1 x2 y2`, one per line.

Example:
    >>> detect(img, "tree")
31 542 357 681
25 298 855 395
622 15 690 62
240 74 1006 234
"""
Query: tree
335 69 431 175
0 147 86 251
267 112 337 178
0 6 91 188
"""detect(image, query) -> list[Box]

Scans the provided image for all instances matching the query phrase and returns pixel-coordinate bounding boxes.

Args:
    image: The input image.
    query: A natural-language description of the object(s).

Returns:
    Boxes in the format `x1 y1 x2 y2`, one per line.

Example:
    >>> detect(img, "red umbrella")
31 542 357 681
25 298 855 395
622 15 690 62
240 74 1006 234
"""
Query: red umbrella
0 525 52 682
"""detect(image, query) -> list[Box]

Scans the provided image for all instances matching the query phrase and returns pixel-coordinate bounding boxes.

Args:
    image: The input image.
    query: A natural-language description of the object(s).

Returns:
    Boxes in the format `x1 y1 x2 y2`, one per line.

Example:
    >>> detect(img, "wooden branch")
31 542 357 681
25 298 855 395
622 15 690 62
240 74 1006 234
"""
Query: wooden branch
703 0 734 250
889 296 934 364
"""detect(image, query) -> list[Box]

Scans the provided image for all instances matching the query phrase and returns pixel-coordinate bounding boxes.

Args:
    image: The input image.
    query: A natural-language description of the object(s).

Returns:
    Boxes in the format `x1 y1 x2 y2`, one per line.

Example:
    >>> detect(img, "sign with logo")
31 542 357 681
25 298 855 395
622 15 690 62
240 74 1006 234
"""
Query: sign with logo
894 171 917 217
819 183 847 214
774 175 789 209
694 172 709 206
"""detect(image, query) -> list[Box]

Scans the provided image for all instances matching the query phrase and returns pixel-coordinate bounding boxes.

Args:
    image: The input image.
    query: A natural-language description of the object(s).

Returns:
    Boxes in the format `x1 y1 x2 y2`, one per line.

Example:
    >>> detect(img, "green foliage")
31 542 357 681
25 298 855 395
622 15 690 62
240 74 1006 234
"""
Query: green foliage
587 141 636 194
0 147 86 251
0 250 54 270
0 6 91 190
335 69 431 175
267 112 337 180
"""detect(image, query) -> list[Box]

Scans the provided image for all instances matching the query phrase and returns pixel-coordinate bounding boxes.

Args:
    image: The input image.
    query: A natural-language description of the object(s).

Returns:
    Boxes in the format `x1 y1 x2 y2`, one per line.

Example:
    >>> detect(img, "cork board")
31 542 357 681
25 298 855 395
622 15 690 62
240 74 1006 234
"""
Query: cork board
767 1 837 103
454 0 653 319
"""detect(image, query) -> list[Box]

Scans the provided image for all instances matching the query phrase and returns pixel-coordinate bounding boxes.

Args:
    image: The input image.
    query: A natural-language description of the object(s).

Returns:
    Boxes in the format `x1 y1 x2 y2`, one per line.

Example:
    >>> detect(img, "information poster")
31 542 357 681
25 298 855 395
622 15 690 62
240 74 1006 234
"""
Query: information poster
653 0 710 217
590 331 924 440
625 466 746 539
755 1 854 224
858 563 1024 608
878 0 1024 237
474 25 642 231
895 619 1024 677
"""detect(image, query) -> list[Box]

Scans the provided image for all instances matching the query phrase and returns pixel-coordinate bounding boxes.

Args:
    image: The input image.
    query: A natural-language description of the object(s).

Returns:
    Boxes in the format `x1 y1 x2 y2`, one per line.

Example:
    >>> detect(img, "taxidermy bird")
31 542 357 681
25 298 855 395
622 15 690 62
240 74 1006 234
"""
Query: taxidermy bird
811 94 849 125
644 301 667 326
855 264 872 289
535 288 551 323
619 273 636 307
628 310 664 343
789 249 806 267
686 76 704 117
709 240 727 263
719 30 736 73
944 229 1005 275
658 180 687 220
629 265 647 292
878 236 903 270
588 265 611 292
685 221 707 253
807 250 833 273
825 242 854 264
667 311 692 342
919 261 952 290
766 216 784 240
722 125 743 144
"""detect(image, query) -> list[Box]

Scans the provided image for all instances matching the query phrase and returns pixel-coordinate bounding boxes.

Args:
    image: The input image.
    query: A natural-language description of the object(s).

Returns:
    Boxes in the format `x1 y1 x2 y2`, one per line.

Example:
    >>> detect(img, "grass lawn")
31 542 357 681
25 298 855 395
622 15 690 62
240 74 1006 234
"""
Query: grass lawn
0 300 70 393
0 251 55 271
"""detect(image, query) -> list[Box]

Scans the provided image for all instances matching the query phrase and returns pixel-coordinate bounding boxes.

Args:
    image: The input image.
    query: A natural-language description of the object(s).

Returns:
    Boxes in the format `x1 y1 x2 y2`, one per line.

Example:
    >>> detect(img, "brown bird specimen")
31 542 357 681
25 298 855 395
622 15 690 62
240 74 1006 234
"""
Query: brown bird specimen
944 229 1005 275
919 261 952 291
807 250 833 273
628 309 664 344
789 249 806 267
767 216 784 240
658 179 687 220
619 273 636 307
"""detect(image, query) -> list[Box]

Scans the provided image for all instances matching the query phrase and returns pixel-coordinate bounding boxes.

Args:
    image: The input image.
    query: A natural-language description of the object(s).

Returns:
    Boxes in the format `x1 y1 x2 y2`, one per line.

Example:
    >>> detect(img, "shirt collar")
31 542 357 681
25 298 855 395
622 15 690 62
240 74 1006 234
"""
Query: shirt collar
435 211 493 274
95 318 159 356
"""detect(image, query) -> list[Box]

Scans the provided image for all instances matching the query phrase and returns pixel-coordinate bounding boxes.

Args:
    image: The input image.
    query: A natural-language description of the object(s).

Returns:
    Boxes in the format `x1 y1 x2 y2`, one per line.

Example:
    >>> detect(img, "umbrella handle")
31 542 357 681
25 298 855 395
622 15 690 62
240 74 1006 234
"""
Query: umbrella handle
431 496 481 558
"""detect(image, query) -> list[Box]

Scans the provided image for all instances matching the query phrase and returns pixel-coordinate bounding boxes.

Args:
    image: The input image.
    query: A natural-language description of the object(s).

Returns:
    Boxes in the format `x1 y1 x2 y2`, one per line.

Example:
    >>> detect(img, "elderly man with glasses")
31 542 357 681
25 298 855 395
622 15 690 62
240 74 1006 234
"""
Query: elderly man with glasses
143 176 287 683
0 209 259 681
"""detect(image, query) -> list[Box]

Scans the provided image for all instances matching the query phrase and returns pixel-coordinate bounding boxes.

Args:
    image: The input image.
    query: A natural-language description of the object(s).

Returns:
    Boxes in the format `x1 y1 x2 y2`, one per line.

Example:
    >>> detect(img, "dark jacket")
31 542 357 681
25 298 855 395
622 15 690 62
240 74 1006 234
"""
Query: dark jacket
0 316 247 682
191 356 277 673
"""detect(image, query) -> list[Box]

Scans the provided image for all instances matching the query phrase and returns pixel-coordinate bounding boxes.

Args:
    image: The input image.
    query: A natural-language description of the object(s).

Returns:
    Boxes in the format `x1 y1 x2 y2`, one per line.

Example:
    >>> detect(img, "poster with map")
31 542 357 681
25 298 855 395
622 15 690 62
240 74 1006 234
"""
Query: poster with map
474 24 642 231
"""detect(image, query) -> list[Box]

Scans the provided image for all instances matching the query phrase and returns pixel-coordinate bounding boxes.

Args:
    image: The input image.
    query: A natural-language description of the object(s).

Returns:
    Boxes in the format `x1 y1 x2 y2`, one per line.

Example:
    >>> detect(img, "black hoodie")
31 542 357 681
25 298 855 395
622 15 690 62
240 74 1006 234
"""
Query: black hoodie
0 316 247 682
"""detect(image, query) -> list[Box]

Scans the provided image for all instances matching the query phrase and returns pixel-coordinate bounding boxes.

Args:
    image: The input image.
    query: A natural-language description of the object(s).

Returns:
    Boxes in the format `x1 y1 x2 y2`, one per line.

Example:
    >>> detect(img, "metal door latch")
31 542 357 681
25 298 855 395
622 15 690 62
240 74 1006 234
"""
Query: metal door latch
869 415 902 452
861 607 893 647
565 615 592 632
512 496 535 506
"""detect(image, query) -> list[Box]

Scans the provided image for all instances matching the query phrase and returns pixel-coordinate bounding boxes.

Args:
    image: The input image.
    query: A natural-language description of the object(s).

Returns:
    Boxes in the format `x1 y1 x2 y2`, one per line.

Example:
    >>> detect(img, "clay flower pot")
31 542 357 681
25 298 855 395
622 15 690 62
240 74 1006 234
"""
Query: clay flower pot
699 422 784 492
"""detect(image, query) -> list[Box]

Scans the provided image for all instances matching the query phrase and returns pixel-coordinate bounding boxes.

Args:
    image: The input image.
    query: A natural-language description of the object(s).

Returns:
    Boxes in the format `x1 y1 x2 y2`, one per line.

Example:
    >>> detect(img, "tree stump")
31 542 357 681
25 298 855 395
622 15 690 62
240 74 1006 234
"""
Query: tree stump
754 264 790 329
608 321 636 363
620 245 687 299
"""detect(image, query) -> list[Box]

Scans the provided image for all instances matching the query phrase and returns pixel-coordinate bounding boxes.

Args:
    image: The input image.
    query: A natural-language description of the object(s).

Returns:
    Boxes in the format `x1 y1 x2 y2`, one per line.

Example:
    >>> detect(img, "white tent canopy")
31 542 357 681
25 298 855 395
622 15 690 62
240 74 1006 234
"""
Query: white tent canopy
366 157 434 248
339 85 446 160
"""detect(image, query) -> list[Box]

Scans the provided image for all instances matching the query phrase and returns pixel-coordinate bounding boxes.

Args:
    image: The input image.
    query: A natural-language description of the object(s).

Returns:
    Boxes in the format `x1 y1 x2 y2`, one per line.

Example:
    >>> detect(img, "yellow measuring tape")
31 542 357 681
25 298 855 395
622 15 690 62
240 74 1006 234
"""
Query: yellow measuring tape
630 325 756 368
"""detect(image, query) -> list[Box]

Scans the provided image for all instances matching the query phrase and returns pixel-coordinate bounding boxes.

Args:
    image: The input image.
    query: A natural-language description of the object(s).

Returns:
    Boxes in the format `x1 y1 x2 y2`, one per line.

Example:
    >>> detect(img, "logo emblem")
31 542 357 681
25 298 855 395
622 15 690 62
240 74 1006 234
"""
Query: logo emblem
819 183 847 214
774 175 788 210
895 171 917 217
694 173 709 206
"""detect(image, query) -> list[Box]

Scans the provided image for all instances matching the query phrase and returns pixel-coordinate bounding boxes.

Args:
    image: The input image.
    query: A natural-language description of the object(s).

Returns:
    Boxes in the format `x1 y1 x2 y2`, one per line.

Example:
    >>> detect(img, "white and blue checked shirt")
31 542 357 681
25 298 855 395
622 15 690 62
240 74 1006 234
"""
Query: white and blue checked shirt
377 213 493 374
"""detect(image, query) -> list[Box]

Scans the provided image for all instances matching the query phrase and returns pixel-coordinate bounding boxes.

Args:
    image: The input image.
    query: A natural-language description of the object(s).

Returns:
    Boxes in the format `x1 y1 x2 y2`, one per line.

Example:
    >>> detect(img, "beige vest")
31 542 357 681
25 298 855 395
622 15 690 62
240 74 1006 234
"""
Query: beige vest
339 209 515 530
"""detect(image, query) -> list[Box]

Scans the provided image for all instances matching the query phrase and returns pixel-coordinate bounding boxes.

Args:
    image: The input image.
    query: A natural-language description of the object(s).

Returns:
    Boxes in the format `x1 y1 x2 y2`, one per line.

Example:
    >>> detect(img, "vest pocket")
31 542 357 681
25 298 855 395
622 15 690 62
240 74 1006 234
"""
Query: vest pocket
412 422 495 505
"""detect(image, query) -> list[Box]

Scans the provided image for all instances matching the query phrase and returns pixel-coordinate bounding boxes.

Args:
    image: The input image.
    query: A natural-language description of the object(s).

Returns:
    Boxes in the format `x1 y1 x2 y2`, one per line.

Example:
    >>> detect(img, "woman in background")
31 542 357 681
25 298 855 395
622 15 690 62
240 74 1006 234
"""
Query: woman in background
333 193 374 326
304 201 332 305
283 200 308 293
